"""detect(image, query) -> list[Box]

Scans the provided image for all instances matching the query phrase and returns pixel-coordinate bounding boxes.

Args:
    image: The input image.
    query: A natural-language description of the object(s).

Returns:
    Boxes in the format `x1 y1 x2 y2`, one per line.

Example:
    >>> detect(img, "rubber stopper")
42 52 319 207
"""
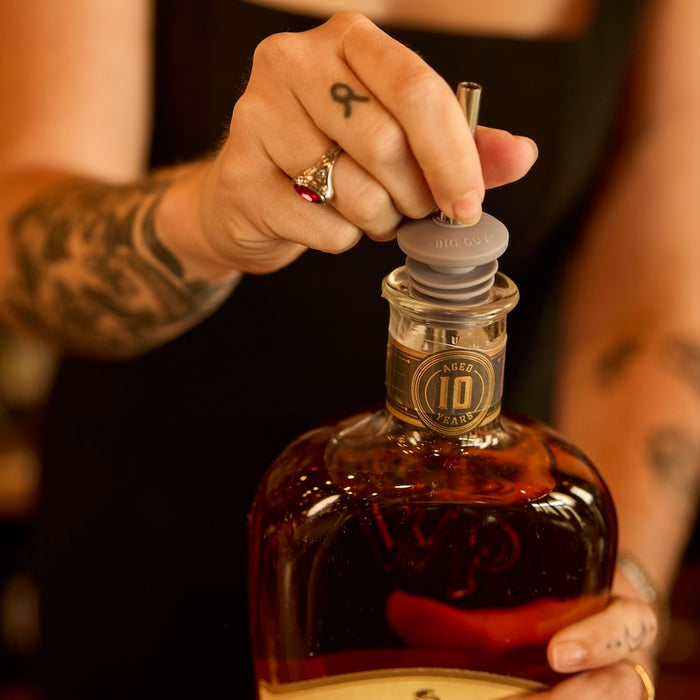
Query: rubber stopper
396 213 509 302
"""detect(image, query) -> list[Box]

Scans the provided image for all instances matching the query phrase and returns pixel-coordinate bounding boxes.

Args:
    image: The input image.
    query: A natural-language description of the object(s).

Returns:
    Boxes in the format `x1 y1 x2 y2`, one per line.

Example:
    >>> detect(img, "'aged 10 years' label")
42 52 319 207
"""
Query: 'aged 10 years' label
386 343 505 435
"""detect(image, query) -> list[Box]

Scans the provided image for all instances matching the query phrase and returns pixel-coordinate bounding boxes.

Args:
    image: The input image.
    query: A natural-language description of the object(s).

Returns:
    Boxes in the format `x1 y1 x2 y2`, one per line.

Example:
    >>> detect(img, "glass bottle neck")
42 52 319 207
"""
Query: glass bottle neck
382 267 519 437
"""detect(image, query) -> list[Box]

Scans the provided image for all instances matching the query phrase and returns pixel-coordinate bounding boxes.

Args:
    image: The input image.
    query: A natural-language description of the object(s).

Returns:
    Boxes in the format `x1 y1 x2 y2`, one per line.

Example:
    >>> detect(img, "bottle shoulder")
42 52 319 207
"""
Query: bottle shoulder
251 408 612 512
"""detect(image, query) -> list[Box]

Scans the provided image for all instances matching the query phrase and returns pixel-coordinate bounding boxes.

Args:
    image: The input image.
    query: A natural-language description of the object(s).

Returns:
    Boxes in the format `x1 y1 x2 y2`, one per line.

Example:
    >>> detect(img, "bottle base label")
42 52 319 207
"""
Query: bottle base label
259 668 546 699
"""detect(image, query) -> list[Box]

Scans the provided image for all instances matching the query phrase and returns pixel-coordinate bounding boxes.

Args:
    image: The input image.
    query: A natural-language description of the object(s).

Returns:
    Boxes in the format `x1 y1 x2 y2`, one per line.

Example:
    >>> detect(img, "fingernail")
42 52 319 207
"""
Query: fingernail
453 191 482 225
551 641 587 671
516 135 539 163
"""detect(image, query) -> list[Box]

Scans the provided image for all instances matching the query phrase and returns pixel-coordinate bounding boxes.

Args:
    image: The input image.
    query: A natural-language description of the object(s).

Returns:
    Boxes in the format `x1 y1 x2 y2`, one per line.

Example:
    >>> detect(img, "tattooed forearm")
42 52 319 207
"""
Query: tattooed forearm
595 333 700 399
590 333 700 497
646 426 700 497
663 335 700 400
595 337 642 387
6 174 232 356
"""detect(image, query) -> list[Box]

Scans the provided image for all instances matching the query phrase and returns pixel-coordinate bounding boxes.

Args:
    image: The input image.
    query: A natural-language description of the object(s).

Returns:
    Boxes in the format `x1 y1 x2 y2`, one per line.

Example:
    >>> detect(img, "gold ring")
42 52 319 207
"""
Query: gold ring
292 146 341 205
623 660 655 700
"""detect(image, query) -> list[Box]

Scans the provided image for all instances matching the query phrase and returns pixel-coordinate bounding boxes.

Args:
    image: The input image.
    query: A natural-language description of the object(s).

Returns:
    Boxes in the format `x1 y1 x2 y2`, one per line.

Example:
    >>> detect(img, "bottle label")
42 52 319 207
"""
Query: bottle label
386 341 505 435
259 668 543 699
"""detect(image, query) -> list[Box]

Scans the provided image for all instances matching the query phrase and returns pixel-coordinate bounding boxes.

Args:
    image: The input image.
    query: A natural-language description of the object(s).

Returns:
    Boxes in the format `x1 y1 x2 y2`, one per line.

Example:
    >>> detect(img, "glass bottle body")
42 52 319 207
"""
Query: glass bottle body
248 270 617 698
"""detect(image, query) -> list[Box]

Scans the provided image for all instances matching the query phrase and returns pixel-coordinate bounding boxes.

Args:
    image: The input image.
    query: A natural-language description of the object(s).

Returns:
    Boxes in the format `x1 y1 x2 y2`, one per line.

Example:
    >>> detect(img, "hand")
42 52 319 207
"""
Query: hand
384 587 658 699
184 12 538 277
531 594 659 699
384 581 659 699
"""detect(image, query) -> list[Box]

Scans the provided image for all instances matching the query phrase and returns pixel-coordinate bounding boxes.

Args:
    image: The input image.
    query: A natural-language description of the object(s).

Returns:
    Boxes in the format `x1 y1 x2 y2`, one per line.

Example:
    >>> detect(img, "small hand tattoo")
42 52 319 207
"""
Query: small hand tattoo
331 82 370 118
624 621 649 651
604 622 649 653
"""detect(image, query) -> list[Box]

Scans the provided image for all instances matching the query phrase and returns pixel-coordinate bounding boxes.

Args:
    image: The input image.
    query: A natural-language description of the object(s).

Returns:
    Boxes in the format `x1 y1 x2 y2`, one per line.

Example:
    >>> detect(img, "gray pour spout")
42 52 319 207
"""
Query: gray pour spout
396 82 509 303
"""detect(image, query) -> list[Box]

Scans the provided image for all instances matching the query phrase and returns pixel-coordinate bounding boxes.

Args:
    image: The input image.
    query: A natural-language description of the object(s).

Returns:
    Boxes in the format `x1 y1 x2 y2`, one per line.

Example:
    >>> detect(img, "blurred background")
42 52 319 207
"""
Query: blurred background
0 329 53 700
0 327 698 698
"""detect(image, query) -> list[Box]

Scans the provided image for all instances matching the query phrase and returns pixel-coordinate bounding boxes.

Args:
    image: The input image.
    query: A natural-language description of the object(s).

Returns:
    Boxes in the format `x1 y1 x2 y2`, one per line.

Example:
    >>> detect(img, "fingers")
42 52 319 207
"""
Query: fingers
475 126 540 189
246 17 434 229
548 596 658 674
328 13 537 215
275 32 436 220
204 12 539 275
524 660 656 700
519 596 659 699
202 144 366 274
337 14 483 217
229 30 406 248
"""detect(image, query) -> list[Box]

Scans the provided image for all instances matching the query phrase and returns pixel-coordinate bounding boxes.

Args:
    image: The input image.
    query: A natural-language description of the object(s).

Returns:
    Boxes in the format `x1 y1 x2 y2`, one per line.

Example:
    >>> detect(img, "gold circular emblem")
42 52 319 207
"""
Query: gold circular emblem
411 349 495 435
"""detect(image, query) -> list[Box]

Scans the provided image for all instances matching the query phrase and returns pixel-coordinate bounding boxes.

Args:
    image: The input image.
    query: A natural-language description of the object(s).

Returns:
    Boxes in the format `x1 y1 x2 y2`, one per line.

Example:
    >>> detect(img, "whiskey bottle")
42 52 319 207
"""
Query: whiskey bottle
247 84 617 699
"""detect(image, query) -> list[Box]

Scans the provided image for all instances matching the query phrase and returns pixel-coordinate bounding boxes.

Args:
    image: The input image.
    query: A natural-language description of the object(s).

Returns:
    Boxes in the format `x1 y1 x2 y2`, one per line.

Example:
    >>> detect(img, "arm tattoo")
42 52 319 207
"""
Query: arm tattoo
595 337 642 387
595 334 700 395
663 335 700 400
592 335 700 497
7 174 231 356
646 426 700 497
647 336 700 496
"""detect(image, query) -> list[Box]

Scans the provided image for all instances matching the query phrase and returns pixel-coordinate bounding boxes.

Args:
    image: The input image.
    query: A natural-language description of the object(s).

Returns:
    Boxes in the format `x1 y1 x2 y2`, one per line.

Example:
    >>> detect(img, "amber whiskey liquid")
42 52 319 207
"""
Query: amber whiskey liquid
249 409 615 693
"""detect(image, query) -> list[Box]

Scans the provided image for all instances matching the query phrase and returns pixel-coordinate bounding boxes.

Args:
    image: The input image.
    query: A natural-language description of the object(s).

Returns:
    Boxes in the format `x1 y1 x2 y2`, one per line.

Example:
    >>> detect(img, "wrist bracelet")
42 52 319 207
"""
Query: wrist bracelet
617 552 670 647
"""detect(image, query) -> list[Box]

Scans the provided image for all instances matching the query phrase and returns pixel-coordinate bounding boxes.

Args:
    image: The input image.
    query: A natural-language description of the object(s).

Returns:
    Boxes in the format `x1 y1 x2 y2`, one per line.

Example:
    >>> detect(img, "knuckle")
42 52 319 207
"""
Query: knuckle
399 192 436 220
364 121 409 171
344 180 392 230
252 31 299 71
214 151 247 194
320 223 363 254
251 33 278 68
390 65 449 115
326 10 375 35
230 91 264 133
364 215 401 242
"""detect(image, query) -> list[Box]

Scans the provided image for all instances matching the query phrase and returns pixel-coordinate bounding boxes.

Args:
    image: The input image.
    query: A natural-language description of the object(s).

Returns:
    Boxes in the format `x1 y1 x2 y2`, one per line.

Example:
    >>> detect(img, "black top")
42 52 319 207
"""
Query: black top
36 1 649 698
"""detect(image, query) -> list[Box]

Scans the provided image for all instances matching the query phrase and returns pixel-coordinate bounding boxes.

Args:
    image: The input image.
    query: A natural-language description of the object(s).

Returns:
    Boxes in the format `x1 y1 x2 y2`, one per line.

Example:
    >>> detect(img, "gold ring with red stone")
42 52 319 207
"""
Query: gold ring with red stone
292 146 342 205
